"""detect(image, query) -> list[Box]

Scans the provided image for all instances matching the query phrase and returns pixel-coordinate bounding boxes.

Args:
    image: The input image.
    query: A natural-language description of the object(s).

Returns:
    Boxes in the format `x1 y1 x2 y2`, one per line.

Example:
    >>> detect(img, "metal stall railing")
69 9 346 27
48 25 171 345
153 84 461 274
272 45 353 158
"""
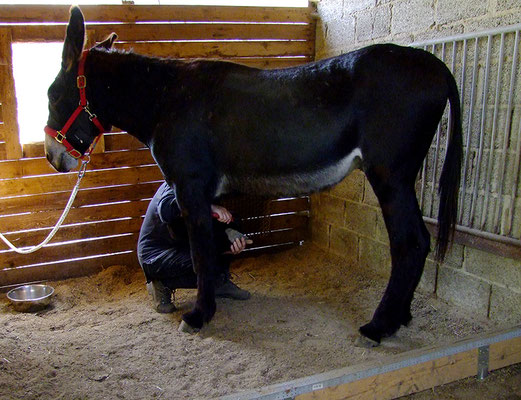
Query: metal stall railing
411 24 521 250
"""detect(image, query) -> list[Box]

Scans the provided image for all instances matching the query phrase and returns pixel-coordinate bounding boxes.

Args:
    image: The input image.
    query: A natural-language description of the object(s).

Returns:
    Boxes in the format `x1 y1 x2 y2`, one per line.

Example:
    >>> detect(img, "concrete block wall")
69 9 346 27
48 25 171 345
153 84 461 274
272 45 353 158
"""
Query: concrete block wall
311 0 521 324
315 0 521 59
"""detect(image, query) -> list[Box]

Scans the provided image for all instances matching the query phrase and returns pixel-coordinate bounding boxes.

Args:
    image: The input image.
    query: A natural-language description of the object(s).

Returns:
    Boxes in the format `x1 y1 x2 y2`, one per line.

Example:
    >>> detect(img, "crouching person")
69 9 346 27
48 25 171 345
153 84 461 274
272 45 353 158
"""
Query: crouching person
138 182 252 313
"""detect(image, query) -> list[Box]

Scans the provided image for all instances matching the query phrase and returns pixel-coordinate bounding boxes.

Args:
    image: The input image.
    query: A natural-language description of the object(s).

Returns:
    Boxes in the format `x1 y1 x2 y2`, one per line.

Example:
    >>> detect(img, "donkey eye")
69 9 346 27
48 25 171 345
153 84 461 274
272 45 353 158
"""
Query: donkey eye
48 90 58 103
48 82 63 104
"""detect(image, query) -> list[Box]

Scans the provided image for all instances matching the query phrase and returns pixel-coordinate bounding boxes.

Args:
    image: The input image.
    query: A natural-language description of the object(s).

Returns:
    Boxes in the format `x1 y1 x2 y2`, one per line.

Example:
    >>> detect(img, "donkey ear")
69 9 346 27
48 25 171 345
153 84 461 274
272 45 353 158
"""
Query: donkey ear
62 6 85 71
95 33 118 50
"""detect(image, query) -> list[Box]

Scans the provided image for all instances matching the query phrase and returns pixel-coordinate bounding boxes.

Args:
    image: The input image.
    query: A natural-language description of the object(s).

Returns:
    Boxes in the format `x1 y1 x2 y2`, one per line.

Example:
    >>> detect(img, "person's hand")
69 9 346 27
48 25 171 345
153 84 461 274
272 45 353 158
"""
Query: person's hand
224 229 253 255
229 236 247 255
211 204 233 224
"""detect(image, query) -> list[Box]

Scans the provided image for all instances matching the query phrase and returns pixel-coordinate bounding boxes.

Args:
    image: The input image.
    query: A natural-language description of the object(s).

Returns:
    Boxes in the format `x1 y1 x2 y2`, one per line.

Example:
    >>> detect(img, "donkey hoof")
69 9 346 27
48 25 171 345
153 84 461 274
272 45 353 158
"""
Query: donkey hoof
178 320 200 334
355 334 380 348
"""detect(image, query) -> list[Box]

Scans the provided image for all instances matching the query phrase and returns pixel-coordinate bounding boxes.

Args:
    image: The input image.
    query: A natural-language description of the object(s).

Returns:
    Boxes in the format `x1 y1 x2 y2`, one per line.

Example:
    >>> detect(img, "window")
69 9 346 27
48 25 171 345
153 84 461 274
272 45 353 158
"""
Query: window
12 43 62 144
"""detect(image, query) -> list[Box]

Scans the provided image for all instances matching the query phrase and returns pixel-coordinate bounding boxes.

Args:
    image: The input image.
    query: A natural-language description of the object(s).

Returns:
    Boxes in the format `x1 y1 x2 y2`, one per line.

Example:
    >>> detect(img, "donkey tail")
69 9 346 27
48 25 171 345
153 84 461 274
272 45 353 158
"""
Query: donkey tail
436 71 463 262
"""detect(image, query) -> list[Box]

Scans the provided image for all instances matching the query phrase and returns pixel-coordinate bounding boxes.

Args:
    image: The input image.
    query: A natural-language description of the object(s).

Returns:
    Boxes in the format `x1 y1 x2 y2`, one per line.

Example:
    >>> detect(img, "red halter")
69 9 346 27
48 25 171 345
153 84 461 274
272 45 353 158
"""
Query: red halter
44 50 106 161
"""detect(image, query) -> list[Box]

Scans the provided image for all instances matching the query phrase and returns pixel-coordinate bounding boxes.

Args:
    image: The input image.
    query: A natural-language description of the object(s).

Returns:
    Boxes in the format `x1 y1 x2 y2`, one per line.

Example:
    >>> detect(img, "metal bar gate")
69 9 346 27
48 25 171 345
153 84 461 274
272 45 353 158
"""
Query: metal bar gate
412 24 521 247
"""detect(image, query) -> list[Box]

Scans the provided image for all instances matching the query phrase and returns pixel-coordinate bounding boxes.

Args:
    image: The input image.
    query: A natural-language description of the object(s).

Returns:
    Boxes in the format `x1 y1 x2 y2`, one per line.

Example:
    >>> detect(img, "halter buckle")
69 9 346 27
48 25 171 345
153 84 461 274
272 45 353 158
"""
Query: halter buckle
77 75 86 89
69 149 82 159
55 131 65 143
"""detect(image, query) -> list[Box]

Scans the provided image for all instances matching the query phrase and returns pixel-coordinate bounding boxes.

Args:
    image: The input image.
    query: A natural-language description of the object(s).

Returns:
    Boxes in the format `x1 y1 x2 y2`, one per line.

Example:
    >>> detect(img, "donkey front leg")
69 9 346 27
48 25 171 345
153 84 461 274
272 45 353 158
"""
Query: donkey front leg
174 183 218 333
359 182 431 345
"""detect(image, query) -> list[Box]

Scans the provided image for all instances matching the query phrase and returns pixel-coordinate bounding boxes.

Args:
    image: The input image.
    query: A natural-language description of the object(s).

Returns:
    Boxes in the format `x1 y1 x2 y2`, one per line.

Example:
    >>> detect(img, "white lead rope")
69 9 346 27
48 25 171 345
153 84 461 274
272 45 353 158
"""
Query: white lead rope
0 160 89 254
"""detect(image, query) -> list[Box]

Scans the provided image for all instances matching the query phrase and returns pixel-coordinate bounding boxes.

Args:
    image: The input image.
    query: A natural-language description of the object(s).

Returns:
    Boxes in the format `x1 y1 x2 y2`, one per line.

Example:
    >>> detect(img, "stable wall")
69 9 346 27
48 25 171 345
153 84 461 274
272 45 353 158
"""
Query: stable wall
311 0 521 323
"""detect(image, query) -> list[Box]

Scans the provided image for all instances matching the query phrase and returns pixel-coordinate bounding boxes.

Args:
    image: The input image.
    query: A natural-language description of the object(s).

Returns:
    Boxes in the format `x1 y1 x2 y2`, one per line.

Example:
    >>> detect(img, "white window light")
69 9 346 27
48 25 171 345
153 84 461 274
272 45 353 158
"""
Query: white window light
12 42 62 145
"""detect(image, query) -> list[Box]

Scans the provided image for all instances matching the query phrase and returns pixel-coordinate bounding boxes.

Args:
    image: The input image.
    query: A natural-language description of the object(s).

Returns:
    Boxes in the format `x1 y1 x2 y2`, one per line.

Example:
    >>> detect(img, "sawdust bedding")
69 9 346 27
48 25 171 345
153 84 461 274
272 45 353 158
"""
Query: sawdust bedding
0 244 505 399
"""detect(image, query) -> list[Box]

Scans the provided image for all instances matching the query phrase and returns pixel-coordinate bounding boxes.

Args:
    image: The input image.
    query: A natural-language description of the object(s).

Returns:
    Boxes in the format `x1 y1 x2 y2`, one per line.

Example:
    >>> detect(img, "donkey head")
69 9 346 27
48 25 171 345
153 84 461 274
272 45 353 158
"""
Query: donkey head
45 6 116 172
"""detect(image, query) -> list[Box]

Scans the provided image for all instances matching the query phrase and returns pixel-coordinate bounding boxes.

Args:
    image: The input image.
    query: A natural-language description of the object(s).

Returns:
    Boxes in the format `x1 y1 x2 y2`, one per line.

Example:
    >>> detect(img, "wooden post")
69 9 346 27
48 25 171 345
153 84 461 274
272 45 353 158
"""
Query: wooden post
0 28 22 160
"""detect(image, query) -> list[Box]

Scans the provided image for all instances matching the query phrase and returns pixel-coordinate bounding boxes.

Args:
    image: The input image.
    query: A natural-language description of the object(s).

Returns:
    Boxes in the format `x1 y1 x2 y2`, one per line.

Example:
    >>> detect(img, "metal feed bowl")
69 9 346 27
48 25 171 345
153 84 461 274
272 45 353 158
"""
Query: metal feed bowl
7 284 54 312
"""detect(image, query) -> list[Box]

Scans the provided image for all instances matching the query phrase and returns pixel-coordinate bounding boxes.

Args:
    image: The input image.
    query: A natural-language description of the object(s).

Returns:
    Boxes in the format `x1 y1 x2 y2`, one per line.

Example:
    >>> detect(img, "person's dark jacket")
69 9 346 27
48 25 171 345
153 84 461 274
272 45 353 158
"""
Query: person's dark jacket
137 182 233 267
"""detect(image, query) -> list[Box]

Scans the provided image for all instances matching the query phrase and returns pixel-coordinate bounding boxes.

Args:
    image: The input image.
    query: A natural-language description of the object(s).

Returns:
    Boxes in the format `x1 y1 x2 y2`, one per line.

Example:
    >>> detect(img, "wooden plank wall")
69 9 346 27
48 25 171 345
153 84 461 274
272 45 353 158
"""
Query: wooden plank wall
0 4 315 289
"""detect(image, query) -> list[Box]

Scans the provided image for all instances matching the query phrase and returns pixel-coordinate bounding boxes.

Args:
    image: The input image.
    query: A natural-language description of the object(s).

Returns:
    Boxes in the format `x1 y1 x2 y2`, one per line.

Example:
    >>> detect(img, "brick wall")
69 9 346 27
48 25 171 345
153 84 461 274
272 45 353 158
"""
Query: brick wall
312 0 521 323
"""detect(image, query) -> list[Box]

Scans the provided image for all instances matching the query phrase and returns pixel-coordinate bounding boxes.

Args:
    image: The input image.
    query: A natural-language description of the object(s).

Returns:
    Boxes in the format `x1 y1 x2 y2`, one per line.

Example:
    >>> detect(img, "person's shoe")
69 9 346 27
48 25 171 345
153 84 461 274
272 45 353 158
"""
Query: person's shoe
146 280 176 313
215 279 251 300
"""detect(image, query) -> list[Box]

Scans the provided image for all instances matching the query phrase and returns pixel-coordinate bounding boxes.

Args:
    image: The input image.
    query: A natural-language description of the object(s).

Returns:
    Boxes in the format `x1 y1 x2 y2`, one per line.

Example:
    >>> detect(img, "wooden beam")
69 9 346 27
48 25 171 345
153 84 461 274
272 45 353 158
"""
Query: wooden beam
248 227 308 249
425 219 521 261
0 181 160 214
0 217 143 250
241 213 308 233
489 336 521 371
0 148 155 179
220 196 309 219
22 140 106 159
0 142 6 160
0 163 163 196
297 350 478 400
21 142 45 158
238 242 297 258
10 22 314 43
268 197 310 215
0 199 149 233
233 57 312 69
0 252 139 290
1 232 139 269
116 40 314 59
0 5 314 24
103 132 147 152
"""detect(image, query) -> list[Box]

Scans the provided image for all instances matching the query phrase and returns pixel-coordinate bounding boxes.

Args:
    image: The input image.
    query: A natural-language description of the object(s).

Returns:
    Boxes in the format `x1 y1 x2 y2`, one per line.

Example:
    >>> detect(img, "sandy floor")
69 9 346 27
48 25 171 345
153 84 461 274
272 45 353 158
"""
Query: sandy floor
0 244 511 400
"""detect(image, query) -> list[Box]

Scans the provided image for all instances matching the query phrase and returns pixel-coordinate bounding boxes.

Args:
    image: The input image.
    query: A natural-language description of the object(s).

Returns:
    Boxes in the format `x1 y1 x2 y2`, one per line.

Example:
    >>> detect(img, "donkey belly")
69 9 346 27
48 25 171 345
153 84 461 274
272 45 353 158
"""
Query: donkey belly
216 148 362 197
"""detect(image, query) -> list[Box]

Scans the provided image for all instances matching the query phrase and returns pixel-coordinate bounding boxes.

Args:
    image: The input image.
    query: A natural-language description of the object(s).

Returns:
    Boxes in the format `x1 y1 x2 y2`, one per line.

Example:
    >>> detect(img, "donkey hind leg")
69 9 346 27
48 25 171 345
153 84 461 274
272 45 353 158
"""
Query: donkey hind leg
359 183 430 344
175 185 218 332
